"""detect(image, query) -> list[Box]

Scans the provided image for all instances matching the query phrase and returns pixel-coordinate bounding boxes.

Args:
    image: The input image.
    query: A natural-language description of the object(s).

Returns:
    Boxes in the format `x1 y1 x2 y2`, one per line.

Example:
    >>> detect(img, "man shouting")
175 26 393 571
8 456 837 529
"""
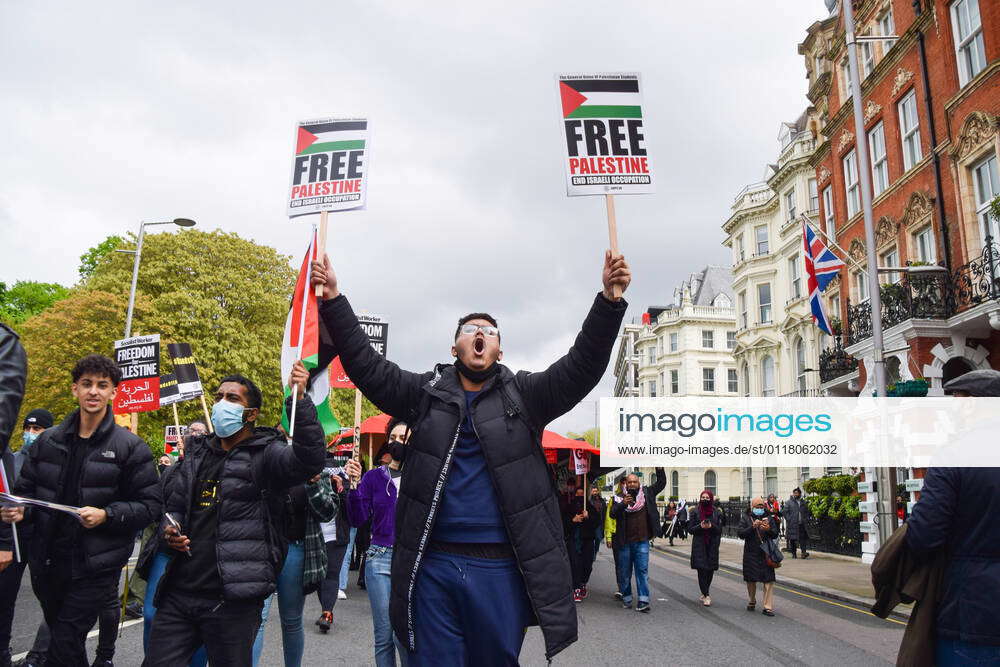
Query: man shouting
313 250 630 665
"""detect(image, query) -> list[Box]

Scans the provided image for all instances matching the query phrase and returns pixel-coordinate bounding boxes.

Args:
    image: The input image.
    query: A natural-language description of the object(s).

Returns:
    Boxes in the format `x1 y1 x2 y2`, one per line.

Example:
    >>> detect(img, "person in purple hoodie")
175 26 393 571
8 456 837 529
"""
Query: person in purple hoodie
345 418 409 667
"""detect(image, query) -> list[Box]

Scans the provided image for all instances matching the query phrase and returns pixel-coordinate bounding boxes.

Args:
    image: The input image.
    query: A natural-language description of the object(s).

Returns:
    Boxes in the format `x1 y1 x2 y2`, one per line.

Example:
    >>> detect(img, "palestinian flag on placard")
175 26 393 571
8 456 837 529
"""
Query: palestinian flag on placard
559 77 641 119
281 230 341 436
329 427 356 454
296 120 368 156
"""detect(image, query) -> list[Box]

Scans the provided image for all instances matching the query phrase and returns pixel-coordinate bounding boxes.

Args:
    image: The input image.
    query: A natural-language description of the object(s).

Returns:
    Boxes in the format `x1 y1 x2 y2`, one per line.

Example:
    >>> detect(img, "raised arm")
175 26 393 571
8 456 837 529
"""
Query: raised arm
312 254 426 420
265 393 326 490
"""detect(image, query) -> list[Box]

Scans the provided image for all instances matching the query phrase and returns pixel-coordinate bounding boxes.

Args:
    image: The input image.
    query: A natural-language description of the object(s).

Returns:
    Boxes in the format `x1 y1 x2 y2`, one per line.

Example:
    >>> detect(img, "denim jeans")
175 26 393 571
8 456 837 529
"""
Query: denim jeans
935 638 1000 665
339 527 357 590
253 540 306 667
144 552 208 667
366 546 407 667
617 541 650 604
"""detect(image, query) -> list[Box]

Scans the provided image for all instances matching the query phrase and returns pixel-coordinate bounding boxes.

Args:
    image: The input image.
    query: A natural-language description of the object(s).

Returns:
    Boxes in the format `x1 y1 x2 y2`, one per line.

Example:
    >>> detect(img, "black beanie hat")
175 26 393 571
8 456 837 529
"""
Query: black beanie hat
23 409 54 429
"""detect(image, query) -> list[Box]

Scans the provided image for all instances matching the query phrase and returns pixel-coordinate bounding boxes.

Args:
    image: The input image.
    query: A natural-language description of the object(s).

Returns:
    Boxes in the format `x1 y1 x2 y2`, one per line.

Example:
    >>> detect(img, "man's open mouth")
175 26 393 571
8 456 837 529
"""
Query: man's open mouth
473 338 485 354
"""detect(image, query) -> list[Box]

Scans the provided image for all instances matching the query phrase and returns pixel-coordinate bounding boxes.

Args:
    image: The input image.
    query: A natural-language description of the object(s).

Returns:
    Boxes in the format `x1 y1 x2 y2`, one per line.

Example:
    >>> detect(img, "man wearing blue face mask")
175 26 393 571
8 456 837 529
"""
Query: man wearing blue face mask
144 362 325 667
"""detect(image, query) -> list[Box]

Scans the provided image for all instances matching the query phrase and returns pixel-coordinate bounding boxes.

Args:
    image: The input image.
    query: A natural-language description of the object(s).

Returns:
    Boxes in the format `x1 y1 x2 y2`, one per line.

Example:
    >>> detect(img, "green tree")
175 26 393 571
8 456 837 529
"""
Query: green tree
566 427 600 449
78 235 123 280
0 281 70 325
17 229 297 448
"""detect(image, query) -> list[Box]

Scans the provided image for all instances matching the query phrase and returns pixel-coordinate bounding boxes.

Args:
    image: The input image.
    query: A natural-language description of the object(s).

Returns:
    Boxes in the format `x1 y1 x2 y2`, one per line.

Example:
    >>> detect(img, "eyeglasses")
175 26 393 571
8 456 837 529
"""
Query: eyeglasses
459 324 499 337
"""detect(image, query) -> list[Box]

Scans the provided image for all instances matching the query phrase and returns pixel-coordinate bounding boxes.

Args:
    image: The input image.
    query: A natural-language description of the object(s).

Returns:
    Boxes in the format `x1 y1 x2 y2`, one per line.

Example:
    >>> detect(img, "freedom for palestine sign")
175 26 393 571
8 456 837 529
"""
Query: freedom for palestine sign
287 117 370 217
557 73 654 196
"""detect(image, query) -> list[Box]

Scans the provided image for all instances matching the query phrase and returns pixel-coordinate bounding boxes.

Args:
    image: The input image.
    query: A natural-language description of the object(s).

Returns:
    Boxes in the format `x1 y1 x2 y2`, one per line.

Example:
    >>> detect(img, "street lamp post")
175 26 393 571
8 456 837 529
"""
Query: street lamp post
119 218 196 338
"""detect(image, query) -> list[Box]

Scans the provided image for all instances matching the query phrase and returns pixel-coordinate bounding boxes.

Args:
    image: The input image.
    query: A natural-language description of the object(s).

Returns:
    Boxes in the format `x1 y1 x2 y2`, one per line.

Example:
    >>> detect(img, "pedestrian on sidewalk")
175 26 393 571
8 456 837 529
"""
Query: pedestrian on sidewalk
904 369 1000 663
590 486 606 564
314 249 631 664
660 501 678 546
610 468 665 612
2 355 162 667
144 365 325 666
784 488 810 559
738 497 780 617
314 464 350 634
688 490 722 607
345 420 409 667
605 476 625 600
563 483 600 602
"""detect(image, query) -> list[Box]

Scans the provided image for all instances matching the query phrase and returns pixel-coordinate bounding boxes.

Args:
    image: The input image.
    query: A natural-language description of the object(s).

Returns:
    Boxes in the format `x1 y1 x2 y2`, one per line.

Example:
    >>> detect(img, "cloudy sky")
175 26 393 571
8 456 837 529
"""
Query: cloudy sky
1 1 828 434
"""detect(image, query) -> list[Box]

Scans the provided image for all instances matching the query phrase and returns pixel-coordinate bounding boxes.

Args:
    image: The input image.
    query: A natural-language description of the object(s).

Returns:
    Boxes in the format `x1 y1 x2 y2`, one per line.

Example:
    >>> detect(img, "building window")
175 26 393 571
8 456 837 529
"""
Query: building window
744 467 754 498
825 466 843 476
814 54 824 79
670 369 679 395
671 470 679 499
854 269 869 303
914 227 936 264
765 467 778 496
840 57 851 101
758 283 772 324
899 91 922 171
702 330 714 349
727 331 736 350
785 189 797 224
881 248 900 284
736 234 745 262
808 178 819 213
647 346 655 365
879 8 897 51
972 153 999 242
702 368 715 392
657 335 663 356
844 150 861 217
830 294 841 324
742 364 750 397
704 470 717 496
860 30 875 78
789 255 802 299
738 291 748 328
649 380 657 398
951 0 986 86
761 355 775 396
869 122 889 196
796 338 807 391
801 467 812 485
822 186 836 241
728 368 739 393
755 225 769 255
669 331 678 352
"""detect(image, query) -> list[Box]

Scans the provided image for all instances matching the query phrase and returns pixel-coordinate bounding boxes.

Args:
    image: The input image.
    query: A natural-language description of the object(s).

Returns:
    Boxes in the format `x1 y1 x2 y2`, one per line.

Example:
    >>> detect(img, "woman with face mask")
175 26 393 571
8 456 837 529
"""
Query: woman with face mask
345 417 409 667
738 496 780 616
688 490 723 606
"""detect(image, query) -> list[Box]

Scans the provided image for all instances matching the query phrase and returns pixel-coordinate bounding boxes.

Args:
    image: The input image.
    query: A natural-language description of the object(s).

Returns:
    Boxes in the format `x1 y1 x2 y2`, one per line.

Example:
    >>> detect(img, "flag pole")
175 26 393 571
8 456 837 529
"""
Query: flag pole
314 211 328 297
605 195 622 299
290 225 316 440
802 215 864 271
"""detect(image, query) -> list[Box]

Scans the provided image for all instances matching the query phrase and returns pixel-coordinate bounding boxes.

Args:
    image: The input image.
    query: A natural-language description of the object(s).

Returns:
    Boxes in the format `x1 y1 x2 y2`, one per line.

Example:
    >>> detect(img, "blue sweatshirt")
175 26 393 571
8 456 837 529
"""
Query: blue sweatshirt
431 391 508 543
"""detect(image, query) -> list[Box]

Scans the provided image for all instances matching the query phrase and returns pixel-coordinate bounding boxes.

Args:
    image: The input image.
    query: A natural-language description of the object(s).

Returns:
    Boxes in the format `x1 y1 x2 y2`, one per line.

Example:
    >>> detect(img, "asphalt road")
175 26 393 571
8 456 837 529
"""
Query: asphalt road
9 545 904 666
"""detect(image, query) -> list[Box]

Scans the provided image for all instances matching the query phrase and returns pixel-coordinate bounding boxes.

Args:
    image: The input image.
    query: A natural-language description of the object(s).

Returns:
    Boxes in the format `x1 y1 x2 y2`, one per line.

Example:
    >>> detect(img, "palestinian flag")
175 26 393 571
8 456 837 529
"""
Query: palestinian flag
281 230 341 436
559 77 641 119
295 120 368 156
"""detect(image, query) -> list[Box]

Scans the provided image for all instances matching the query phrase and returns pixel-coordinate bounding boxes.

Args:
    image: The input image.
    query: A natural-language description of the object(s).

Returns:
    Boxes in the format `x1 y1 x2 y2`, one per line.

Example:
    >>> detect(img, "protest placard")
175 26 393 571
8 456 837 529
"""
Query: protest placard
159 373 181 406
112 334 160 414
328 314 388 389
164 424 187 456
287 117 370 218
166 343 203 399
570 448 590 476
557 73 653 197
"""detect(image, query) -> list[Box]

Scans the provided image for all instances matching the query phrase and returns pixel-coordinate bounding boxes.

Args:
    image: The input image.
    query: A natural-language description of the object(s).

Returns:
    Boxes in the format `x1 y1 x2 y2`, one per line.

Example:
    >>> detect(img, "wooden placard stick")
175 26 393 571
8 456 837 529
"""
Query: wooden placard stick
605 194 622 300
314 211 328 297
199 394 214 433
350 388 362 489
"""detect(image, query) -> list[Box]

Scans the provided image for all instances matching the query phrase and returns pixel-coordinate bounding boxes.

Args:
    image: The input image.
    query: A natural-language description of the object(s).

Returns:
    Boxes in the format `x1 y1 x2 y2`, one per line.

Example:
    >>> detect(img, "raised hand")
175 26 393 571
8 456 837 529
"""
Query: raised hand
310 253 339 301
602 250 631 301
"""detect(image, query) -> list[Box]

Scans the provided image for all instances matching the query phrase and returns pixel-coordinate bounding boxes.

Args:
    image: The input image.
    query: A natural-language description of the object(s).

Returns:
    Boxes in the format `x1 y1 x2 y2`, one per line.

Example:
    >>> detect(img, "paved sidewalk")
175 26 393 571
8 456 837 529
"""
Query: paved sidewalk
653 536 912 620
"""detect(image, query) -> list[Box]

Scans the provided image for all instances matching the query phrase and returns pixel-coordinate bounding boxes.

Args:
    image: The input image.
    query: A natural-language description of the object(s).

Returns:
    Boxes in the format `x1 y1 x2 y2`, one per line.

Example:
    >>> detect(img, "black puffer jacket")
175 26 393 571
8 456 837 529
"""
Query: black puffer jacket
688 507 723 571
320 292 625 660
738 513 779 583
160 395 325 603
0 324 26 456
14 407 161 573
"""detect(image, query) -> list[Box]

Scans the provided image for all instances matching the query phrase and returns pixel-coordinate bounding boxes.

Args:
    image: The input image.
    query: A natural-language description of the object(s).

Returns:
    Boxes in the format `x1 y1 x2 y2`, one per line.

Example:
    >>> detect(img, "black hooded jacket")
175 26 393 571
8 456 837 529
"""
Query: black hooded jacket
319 292 626 660
14 407 161 574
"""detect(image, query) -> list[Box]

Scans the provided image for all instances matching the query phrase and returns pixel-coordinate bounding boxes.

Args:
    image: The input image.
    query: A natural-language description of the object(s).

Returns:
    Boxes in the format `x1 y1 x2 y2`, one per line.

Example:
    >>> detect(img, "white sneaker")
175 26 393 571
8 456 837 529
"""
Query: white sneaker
338 590 347 600
703 595 712 607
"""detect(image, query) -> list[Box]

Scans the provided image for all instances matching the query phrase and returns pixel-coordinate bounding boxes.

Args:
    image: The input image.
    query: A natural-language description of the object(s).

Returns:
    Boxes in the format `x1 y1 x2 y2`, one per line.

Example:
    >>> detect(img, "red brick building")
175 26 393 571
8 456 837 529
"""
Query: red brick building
800 0 999 396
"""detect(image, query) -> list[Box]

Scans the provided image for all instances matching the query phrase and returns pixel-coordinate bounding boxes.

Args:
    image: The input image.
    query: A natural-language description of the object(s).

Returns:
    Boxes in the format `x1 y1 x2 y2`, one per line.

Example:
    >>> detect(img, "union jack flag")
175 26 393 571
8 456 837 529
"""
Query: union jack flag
803 221 845 335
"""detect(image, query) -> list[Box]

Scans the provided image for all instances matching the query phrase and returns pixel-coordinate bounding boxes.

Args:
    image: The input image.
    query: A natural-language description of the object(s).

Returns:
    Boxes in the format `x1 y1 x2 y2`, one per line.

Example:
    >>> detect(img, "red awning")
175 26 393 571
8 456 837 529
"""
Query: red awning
361 413 391 435
541 430 599 454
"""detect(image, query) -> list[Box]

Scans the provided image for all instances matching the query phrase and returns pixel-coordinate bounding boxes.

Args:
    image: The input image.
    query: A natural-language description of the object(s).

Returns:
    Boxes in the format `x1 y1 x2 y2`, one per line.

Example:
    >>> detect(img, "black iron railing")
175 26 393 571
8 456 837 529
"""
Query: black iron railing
819 336 858 383
711 501 861 557
952 237 1000 311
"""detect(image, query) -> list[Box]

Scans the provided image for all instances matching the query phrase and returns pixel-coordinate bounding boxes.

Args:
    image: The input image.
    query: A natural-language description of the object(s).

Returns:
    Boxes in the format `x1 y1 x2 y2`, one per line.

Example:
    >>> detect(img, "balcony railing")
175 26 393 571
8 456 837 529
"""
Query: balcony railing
952 238 1000 310
780 388 821 397
819 336 858 383
846 272 953 345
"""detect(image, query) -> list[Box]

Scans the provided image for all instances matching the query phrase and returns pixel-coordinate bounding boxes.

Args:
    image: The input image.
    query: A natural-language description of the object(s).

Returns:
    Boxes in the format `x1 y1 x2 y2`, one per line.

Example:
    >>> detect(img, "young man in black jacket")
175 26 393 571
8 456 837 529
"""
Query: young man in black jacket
312 250 630 664
2 355 161 667
143 363 325 666
610 468 665 612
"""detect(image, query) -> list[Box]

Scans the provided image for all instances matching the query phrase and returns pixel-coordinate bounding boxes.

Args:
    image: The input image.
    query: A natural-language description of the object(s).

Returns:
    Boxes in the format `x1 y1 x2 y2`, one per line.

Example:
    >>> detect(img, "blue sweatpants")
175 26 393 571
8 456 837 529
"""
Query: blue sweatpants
407 550 534 667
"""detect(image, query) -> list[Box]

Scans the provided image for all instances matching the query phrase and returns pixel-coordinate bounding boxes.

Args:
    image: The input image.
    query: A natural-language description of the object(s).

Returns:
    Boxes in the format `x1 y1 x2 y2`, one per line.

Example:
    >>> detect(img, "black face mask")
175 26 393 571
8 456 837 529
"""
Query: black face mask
387 441 407 462
700 499 711 506
455 358 499 383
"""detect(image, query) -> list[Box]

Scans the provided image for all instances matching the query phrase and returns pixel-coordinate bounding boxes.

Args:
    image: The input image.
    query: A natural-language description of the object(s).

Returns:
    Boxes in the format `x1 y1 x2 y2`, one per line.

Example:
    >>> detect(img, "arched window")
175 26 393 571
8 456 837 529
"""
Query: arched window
795 339 807 392
704 469 717 495
671 470 679 498
761 356 775 396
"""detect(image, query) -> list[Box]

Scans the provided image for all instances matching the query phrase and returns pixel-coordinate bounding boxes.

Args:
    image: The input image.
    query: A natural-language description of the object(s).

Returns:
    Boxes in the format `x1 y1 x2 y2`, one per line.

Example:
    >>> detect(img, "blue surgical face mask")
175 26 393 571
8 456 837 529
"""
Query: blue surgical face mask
22 431 38 448
211 400 250 438
752 507 766 517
